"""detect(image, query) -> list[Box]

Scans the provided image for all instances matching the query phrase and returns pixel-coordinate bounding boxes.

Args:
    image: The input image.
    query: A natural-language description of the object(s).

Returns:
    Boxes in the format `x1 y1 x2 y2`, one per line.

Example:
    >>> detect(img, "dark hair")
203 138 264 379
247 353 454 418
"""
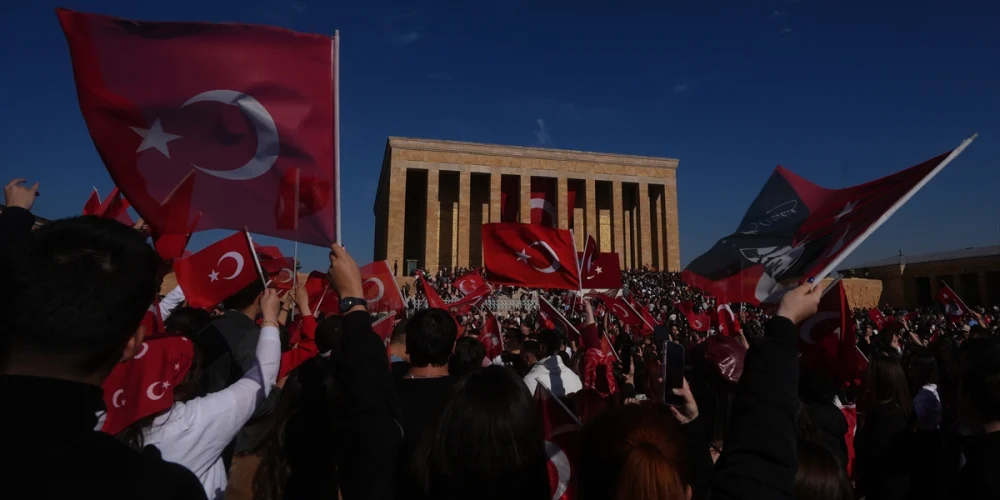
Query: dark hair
579 404 689 500
505 329 524 351
795 439 853 500
866 353 913 418
449 337 486 378
253 357 342 500
537 329 561 360
906 348 940 393
314 315 343 354
406 309 458 367
0 216 161 377
221 280 265 311
415 366 550 500
521 340 541 362
164 307 212 340
389 319 408 346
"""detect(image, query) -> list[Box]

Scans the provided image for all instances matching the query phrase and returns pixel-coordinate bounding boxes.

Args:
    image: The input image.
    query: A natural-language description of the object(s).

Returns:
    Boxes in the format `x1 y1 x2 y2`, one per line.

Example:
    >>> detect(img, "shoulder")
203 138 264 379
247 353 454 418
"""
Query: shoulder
137 445 208 499
81 432 207 499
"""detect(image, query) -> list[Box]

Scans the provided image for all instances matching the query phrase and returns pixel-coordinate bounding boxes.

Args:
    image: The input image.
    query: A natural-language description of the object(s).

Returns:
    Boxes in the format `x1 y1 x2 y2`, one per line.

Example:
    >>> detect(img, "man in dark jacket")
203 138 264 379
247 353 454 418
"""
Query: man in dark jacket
0 179 207 500
952 338 1000 499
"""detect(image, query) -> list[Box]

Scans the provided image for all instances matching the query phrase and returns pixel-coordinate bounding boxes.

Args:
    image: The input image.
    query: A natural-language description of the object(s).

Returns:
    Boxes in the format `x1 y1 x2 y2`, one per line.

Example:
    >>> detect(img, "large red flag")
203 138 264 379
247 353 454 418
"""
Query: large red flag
150 172 200 261
453 269 488 296
531 177 557 227
683 138 975 305
599 296 642 327
415 270 448 310
483 223 580 291
538 297 581 341
715 304 742 337
82 188 101 215
578 251 623 290
360 261 406 316
59 9 339 245
173 232 259 308
535 384 581 500
478 310 504 360
799 281 861 383
304 271 339 316
631 296 658 336
676 301 711 333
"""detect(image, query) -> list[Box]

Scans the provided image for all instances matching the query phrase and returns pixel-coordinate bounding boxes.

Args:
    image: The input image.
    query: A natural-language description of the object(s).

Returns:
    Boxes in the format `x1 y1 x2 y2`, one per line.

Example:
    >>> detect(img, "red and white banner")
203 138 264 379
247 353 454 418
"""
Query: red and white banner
173 231 259 309
483 223 581 291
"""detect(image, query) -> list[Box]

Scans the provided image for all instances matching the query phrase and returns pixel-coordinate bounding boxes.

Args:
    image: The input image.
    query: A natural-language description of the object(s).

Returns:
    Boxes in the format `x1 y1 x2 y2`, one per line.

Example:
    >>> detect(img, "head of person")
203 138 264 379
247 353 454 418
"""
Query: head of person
505 329 524 352
579 404 691 500
537 329 561 361
406 308 459 368
520 322 532 337
163 307 212 340
253 357 342 500
415 366 550 500
865 353 913 416
0 216 162 384
795 439 853 500
449 337 487 378
906 348 940 392
521 340 540 366
221 280 266 317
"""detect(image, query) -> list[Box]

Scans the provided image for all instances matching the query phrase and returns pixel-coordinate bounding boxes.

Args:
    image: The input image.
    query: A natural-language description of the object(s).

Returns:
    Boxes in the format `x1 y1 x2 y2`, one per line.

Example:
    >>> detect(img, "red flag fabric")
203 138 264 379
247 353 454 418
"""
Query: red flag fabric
531 177 557 227
715 304 742 337
798 281 861 383
261 257 297 290
578 251 623 290
416 270 447 310
837 400 858 477
868 308 887 330
677 301 711 333
453 269 488 296
304 271 339 316
372 313 396 344
478 310 504 360
444 287 492 318
140 300 166 339
150 172 199 261
538 298 581 341
174 232 259 308
483 223 581 291
936 284 969 323
101 336 194 436
631 297 658 336
59 8 338 246
579 236 597 279
535 384 581 500
683 145 970 305
83 188 101 215
601 296 643 327
360 261 406 316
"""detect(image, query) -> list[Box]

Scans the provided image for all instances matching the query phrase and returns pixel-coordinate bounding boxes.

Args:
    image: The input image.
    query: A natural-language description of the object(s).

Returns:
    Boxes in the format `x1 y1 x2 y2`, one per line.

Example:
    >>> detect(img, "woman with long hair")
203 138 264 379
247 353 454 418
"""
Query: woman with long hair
855 353 913 499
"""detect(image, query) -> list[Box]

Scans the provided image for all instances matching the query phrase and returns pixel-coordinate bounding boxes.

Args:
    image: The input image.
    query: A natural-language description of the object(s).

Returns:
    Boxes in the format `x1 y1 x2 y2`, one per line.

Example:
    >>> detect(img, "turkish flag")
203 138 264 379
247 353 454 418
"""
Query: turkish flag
534 384 581 500
416 270 447 310
631 297 658 336
798 281 860 383
677 301 711 333
936 284 969 323
261 256 297 290
174 231 259 309
538 297 581 341
715 304 742 337
483 223 581 291
578 251 623 290
83 188 101 215
478 310 504 360
453 269 488 296
531 177 557 227
372 313 396 344
444 287 491 318
360 261 406 316
683 142 973 306
59 9 338 246
304 271 339 316
150 172 199 261
598 296 642 327
868 308 888 330
579 235 597 278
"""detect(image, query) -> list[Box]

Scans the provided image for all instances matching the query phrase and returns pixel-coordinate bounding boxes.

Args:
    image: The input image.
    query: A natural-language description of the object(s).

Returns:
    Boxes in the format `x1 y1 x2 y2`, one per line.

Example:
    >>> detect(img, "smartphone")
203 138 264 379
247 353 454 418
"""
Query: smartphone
661 341 685 406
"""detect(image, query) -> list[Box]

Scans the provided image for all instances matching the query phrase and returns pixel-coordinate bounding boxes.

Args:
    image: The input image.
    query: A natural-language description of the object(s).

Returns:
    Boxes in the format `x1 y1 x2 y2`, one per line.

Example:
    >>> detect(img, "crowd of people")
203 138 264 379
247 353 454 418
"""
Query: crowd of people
2 177 999 500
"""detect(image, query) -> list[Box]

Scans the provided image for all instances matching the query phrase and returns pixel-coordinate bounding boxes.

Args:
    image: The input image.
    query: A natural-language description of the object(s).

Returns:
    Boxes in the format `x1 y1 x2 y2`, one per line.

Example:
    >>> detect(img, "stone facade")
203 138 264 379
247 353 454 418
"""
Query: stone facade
372 137 681 275
851 250 1000 308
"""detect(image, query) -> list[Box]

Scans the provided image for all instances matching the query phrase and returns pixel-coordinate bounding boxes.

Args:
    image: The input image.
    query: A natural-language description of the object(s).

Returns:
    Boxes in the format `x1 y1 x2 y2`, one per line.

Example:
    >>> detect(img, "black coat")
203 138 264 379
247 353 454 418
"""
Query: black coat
0 375 207 500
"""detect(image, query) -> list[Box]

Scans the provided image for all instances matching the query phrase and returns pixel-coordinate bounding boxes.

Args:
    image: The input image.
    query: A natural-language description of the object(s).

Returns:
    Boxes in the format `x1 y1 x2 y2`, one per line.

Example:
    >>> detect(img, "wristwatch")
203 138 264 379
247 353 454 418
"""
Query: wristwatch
339 297 367 312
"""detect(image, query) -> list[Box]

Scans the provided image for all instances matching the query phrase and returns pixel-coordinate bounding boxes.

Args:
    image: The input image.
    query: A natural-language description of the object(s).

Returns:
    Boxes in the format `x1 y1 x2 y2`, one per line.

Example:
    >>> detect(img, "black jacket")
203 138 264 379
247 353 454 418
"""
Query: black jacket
0 375 207 500
711 316 800 500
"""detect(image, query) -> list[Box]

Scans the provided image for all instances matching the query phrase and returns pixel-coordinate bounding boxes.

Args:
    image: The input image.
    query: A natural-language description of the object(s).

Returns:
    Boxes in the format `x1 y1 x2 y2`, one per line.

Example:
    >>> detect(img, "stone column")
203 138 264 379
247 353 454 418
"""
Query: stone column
557 177 569 230
585 177 597 244
612 180 625 268
425 169 440 272
489 172 501 223
654 187 665 270
639 182 653 267
520 175 531 224
664 173 681 271
386 166 406 276
457 170 471 268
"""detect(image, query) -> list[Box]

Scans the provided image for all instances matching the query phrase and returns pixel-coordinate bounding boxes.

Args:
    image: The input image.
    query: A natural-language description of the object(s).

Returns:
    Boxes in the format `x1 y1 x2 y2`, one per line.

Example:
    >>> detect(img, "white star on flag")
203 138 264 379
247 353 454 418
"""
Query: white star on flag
130 118 181 158
162 381 171 389
595 266 603 274
834 200 857 223
516 249 531 263
208 270 220 282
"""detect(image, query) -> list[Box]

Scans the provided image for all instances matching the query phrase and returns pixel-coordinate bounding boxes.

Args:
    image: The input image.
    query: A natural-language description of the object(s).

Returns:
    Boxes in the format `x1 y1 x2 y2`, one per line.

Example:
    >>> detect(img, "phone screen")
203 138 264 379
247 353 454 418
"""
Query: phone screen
661 341 685 406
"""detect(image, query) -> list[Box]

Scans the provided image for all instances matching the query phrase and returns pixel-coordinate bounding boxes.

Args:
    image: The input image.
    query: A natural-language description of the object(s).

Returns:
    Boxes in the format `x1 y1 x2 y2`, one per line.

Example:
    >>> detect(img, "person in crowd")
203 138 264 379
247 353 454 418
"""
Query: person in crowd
523 328 583 397
908 349 942 431
164 306 213 340
0 179 207 500
855 353 913 500
388 322 410 379
448 336 486 378
950 336 1000 499
795 438 854 500
412 366 550 500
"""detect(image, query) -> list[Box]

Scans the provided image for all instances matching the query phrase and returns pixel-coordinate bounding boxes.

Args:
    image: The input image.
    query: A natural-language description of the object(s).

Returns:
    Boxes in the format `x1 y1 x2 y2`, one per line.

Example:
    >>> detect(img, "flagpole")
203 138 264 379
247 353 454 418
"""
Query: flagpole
940 280 972 314
332 30 343 245
314 282 330 312
290 240 299 321
810 134 977 287
243 230 270 289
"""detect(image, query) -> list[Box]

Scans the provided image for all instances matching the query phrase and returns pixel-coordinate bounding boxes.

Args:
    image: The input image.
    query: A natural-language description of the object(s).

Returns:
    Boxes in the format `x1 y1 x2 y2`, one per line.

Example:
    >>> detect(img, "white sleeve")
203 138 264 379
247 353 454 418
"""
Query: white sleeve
158 286 186 322
523 373 538 396
180 326 281 457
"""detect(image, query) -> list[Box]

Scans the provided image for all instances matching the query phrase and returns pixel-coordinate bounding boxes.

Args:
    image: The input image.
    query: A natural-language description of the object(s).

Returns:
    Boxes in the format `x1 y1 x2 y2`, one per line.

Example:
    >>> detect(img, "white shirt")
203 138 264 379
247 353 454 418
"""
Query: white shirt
143 326 281 500
523 355 582 398
159 285 186 322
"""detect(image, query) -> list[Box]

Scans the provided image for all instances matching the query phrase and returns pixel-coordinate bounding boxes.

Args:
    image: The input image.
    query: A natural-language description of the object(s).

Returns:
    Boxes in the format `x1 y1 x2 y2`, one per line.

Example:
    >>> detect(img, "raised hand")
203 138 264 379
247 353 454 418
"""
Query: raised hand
4 178 39 211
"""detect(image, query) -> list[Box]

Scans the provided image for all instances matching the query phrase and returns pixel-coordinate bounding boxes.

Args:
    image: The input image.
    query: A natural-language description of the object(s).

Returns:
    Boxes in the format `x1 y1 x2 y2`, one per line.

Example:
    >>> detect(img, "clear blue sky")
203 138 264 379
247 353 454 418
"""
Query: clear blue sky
2 1 998 273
